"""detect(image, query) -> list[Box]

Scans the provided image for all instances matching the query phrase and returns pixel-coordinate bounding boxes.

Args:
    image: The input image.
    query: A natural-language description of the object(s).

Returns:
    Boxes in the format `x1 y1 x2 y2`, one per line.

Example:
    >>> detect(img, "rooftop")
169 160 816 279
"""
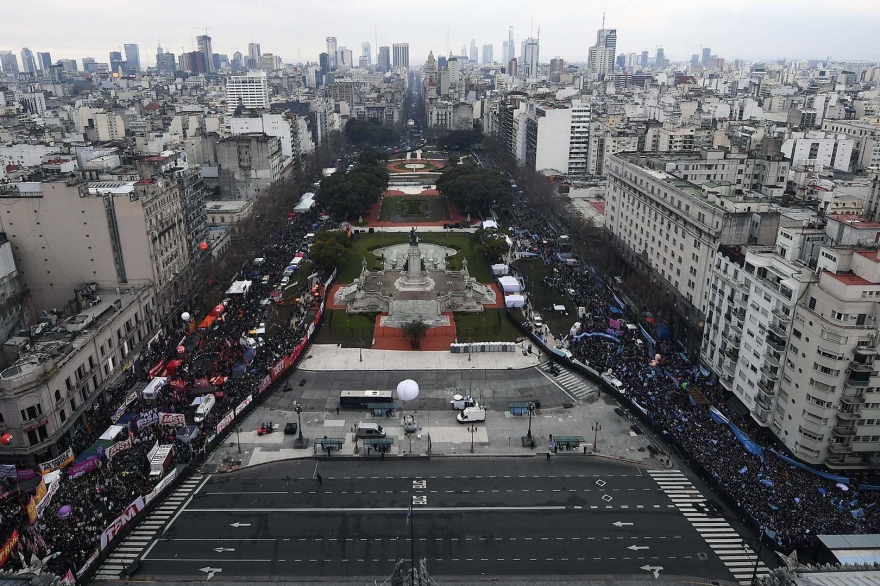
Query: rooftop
827 214 880 230
823 270 873 286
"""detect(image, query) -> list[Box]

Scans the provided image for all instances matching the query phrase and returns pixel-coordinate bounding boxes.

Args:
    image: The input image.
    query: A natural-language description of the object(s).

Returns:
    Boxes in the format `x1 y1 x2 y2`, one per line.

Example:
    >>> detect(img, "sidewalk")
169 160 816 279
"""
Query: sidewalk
298 344 542 371
203 394 669 472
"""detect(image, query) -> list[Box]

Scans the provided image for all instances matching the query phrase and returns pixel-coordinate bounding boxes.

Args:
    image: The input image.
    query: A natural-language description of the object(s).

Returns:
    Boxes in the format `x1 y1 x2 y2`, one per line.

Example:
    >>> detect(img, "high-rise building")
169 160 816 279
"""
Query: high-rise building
361 42 371 66
519 37 539 79
36 52 52 71
248 43 261 68
616 54 625 69
225 70 270 115
587 28 616 80
196 35 213 73
378 46 390 72
57 59 77 72
156 44 176 75
655 47 665 67
508 26 515 62
0 51 20 75
502 41 508 65
392 43 409 69
81 57 97 74
549 57 564 73
124 43 140 72
20 48 37 74
326 37 338 69
701 47 711 68
691 54 699 67
469 39 478 62
482 44 493 65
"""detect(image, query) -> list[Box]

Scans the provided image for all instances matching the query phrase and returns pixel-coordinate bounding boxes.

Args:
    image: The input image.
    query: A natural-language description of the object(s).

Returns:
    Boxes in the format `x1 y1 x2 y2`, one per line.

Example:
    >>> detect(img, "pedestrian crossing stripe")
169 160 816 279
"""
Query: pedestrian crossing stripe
649 470 768 585
536 364 596 400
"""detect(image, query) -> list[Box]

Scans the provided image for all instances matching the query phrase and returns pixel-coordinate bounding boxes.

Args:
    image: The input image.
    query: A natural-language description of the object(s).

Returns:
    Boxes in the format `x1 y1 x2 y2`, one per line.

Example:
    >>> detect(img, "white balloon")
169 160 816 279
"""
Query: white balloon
181 312 191 322
396 379 420 402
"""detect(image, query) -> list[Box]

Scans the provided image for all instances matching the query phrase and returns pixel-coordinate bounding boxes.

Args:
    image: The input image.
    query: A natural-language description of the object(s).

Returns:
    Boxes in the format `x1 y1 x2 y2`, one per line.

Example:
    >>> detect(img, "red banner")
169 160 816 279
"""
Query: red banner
100 496 144 549
159 412 186 426
235 395 253 416
106 435 133 460
258 375 272 394
0 529 19 568
216 410 234 435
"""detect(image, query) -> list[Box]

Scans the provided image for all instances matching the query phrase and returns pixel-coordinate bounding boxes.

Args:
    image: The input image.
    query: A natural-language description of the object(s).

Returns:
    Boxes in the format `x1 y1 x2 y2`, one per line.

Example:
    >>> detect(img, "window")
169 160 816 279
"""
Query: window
54 389 61 402
808 297 816 310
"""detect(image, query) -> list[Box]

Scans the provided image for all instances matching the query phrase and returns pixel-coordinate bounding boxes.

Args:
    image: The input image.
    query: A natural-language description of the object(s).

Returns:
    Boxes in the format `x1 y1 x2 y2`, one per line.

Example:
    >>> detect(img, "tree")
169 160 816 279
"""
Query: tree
402 320 428 349
436 165 513 215
309 231 352 270
439 129 483 151
317 160 390 221
344 119 400 147
448 155 461 165
476 234 510 263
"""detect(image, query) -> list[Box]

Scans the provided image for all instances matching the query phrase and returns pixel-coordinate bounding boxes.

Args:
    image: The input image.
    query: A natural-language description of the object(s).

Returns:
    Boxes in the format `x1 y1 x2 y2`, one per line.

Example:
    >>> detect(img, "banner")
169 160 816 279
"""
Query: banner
25 496 37 523
111 404 126 424
0 529 19 568
33 477 47 503
68 456 101 480
0 465 17 481
61 570 75 585
15 467 37 482
106 435 133 460
159 412 186 426
258 374 272 394
147 440 159 463
35 476 60 518
100 496 145 549
609 318 621 330
216 410 234 435
770 448 851 484
145 468 179 505
38 447 74 475
235 395 253 416
271 358 287 380
136 407 159 428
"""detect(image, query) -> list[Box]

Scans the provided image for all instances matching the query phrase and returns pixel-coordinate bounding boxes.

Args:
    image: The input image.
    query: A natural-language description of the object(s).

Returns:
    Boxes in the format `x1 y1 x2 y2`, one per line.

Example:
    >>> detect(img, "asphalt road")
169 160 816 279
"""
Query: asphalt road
132 458 751 582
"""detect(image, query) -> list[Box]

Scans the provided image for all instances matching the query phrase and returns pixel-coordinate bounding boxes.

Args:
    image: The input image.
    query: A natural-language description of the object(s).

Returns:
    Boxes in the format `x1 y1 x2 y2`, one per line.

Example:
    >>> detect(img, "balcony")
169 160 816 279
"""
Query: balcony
757 379 776 396
828 442 853 454
845 378 870 388
720 374 735 391
761 365 780 381
753 404 773 425
755 392 775 411
832 425 857 437
772 308 791 322
768 321 788 338
730 321 743 337
766 335 786 353
855 345 878 357
841 393 867 406
848 360 875 373
764 350 781 368
836 410 861 421
733 308 746 321
724 359 737 377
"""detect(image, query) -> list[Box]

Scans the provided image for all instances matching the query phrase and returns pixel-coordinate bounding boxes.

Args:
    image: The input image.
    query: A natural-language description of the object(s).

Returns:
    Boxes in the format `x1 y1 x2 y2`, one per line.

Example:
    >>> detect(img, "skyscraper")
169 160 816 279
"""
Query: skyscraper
482 44 493 65
587 28 617 80
640 50 649 67
392 43 409 69
378 46 390 72
508 27 515 62
248 43 261 68
701 47 711 68
549 57 564 73
502 41 508 64
156 44 176 75
36 52 52 71
520 37 539 79
691 54 699 67
326 37 338 69
0 51 19 75
469 39 478 62
124 43 140 72
655 47 665 67
20 48 37 74
196 36 213 73
82 57 97 74
361 42 371 66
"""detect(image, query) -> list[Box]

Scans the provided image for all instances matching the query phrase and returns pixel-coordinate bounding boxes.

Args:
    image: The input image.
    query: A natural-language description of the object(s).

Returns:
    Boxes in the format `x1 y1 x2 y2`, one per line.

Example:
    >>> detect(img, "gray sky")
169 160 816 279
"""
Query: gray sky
6 0 879 67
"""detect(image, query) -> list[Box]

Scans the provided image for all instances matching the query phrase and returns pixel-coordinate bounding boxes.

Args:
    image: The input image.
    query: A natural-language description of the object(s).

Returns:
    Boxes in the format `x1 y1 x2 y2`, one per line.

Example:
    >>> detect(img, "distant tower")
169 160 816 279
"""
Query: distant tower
508 26 515 61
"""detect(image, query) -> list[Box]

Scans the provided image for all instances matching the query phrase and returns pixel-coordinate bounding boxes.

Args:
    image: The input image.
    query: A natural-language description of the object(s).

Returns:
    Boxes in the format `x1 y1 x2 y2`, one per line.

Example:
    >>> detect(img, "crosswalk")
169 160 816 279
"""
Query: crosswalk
648 470 769 585
94 473 205 581
537 363 596 400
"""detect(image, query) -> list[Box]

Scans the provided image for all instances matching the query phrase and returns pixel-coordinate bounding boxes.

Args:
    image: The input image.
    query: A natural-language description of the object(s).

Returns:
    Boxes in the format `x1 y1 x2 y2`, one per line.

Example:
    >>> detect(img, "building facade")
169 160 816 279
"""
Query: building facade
225 71 270 115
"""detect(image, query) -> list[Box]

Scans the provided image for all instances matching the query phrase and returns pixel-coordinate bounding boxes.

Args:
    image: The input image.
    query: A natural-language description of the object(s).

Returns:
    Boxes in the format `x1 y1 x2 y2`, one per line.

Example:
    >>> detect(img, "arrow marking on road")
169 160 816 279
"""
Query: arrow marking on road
640 564 663 579
613 521 634 527
199 567 222 581
213 547 235 553
627 545 649 551
229 522 251 528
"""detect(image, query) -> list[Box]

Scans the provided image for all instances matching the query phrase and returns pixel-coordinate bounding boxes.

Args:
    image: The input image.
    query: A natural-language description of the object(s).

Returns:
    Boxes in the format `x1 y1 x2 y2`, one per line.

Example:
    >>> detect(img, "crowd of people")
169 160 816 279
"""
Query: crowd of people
0 206 326 578
503 191 880 554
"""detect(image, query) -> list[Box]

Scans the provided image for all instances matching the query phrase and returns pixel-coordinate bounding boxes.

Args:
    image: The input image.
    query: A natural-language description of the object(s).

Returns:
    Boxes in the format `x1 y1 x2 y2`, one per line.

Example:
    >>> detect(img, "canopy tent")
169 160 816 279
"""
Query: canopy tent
505 294 525 308
481 220 498 230
293 192 316 213
198 315 217 329
99 425 125 441
491 264 509 276
499 276 522 294
226 280 252 296
657 325 673 340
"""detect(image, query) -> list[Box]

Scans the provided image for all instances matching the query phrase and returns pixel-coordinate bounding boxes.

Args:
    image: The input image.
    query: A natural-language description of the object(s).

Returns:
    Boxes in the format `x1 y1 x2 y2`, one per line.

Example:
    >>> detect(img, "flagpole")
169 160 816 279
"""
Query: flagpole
410 504 415 586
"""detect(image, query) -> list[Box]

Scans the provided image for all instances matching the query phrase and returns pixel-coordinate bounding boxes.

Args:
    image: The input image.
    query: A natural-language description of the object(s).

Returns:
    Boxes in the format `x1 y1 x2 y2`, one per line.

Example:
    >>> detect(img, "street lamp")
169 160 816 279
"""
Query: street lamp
235 426 242 454
293 403 308 449
744 529 766 585
592 422 602 453
467 424 477 453
521 402 536 448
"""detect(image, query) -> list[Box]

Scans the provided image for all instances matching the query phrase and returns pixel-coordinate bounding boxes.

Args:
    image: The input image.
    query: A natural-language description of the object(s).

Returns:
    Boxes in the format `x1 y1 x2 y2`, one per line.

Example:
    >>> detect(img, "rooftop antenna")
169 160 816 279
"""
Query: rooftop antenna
602 12 605 30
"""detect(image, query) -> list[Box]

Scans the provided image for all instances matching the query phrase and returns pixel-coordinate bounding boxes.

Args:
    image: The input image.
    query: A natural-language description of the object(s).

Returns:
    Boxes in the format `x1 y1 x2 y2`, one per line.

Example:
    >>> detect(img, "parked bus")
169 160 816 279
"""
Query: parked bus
339 390 393 410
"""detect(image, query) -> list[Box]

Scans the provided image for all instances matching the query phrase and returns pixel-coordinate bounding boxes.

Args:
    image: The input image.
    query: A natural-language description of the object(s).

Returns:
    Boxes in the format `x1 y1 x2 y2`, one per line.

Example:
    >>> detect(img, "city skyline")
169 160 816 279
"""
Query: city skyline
3 0 879 69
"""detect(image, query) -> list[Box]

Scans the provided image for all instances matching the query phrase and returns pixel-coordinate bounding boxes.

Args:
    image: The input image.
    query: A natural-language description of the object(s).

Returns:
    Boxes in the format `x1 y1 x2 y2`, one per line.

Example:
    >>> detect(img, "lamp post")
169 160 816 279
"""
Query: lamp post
359 339 363 362
235 426 242 454
468 424 477 453
747 529 765 585
592 422 602 452
293 403 308 449
520 401 536 448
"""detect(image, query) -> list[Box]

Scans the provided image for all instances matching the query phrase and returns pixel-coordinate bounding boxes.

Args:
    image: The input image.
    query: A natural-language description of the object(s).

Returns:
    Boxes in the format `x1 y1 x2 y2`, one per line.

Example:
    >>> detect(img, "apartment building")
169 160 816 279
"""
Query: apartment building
822 119 880 169
523 100 590 175
606 150 786 352
225 71 270 115
216 134 283 200
0 286 158 464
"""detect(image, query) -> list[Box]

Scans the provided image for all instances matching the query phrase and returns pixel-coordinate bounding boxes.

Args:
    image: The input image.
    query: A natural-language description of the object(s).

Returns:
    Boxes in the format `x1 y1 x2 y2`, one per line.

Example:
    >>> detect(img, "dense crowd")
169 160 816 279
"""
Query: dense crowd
0 206 326 577
503 192 880 553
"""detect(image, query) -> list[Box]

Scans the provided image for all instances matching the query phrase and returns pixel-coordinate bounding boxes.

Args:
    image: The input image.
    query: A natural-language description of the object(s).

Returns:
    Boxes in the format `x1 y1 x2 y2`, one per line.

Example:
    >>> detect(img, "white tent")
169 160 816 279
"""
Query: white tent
481 220 499 230
99 425 125 441
499 275 522 293
226 280 252 295
293 192 316 213
505 294 525 308
491 264 509 276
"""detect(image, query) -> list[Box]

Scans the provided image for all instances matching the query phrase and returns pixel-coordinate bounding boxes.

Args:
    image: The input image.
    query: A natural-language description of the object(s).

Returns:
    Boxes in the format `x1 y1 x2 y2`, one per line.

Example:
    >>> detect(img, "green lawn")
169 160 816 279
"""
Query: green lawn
378 196 450 223
513 258 579 337
454 309 521 342
337 231 494 284
315 309 376 347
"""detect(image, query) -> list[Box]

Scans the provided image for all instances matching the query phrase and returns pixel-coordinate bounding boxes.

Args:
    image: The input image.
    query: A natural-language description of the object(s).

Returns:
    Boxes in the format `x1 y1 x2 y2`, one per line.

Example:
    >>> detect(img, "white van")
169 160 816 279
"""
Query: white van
194 394 216 424
457 404 487 423
600 373 626 394
532 313 543 328
355 422 386 438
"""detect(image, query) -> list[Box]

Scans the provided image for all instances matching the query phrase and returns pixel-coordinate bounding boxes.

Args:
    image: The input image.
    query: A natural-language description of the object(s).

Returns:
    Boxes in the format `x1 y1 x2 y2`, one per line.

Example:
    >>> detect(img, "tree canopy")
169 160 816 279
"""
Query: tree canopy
344 118 400 147
309 230 352 270
317 162 389 220
435 165 513 215
439 129 483 152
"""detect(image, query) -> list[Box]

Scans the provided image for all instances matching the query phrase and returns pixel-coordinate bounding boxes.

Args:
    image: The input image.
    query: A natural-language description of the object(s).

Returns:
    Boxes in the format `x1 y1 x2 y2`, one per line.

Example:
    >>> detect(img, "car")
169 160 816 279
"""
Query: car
284 422 298 435
614 407 626 417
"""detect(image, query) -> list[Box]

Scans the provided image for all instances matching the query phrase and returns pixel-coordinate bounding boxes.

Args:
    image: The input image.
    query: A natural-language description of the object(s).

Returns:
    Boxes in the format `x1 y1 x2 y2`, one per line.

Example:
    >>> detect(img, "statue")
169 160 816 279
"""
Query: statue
409 226 418 246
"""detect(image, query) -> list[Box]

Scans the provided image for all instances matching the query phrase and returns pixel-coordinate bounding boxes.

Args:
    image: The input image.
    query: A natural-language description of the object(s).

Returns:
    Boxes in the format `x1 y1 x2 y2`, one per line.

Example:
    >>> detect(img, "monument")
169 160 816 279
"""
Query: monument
335 227 496 328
